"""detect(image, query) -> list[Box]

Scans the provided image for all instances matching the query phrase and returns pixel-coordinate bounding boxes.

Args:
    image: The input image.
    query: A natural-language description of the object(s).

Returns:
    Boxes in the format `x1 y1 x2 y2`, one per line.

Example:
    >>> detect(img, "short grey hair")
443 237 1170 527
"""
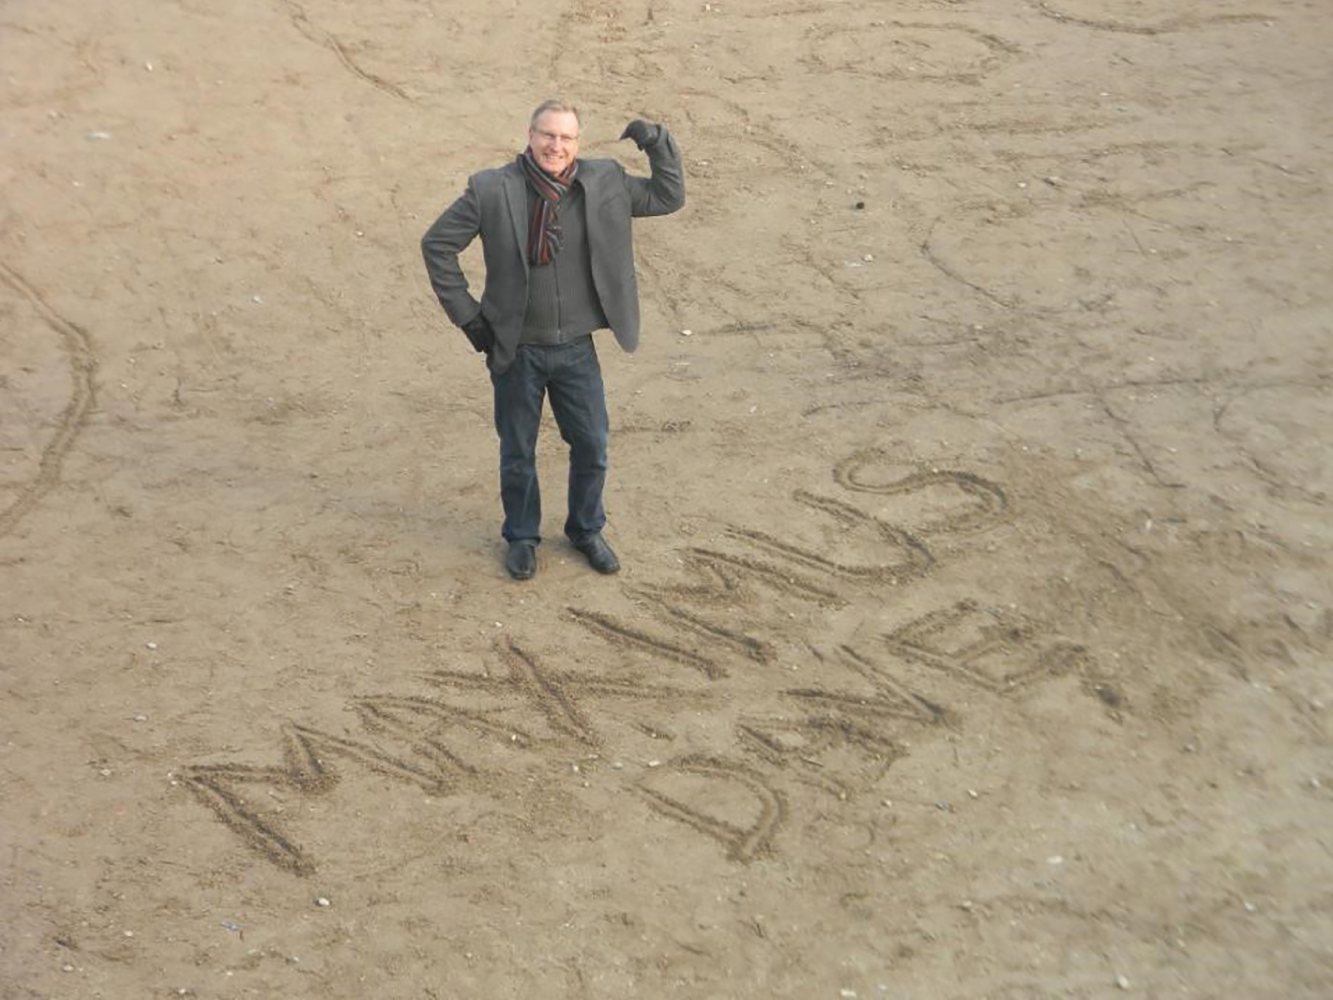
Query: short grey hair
529 100 581 131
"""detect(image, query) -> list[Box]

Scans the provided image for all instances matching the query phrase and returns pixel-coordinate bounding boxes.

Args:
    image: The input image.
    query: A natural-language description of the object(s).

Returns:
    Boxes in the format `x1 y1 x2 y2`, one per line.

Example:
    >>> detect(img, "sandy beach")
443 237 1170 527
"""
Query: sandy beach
2 1 1331 996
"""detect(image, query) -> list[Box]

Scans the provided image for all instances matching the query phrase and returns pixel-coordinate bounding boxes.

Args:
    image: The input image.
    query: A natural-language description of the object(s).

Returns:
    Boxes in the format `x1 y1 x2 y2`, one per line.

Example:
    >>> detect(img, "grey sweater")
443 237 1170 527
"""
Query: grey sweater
520 182 609 345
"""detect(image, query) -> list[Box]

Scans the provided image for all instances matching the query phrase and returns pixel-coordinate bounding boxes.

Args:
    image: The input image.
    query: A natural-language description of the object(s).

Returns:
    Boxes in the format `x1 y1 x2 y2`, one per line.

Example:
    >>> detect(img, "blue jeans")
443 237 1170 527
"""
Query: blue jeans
490 336 609 545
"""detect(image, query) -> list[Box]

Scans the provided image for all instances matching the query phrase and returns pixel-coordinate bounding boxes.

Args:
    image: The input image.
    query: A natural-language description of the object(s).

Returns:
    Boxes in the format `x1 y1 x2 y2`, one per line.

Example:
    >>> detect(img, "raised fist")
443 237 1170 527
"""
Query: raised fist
619 119 661 150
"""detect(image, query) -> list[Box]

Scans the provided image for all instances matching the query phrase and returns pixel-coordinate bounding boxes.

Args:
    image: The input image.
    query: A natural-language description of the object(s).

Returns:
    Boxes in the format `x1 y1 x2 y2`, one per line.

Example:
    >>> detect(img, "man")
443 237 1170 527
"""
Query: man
421 101 685 580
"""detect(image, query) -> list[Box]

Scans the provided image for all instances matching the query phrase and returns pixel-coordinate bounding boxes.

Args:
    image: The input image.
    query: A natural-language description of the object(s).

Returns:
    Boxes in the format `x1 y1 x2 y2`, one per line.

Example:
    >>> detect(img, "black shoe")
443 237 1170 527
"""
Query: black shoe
505 541 537 580
573 533 620 574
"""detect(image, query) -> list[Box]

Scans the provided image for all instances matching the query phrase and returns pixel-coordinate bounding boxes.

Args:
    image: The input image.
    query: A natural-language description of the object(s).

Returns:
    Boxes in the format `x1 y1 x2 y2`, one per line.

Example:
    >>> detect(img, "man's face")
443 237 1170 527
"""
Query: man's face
528 110 580 176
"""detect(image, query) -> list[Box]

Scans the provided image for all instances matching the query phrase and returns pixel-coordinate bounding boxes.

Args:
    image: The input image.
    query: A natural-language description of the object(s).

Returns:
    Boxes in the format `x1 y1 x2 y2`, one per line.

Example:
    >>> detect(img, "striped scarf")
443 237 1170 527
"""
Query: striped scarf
519 149 578 266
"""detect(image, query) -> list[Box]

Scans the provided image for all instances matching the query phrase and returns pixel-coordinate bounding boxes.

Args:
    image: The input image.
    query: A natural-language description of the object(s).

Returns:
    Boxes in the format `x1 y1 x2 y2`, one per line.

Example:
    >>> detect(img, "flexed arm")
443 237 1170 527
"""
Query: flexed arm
620 119 685 217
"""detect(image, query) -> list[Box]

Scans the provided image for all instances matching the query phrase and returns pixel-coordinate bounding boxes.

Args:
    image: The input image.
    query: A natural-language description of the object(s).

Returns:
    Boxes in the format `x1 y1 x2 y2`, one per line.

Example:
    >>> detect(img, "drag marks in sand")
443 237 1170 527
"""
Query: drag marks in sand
422 639 702 749
0 263 97 538
181 640 701 873
920 143 1320 322
636 756 787 863
804 20 1021 85
834 450 1010 535
1037 1 1275 36
182 452 1098 872
884 600 1090 696
181 715 482 876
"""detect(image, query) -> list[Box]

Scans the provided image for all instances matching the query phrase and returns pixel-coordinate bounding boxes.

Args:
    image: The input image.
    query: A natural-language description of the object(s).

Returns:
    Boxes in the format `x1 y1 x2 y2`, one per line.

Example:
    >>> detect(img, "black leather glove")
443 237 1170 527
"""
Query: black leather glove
619 119 661 151
461 313 495 354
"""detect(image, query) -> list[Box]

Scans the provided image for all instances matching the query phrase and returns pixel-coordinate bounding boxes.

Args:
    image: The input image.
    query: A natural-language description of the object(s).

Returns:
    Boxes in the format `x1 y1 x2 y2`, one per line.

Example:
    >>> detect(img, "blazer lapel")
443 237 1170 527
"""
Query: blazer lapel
578 163 608 212
502 167 529 276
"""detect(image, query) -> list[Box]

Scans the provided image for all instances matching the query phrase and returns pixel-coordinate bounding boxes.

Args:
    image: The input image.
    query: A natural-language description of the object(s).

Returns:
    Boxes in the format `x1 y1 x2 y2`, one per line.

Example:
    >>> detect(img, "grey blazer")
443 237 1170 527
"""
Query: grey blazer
421 129 685 372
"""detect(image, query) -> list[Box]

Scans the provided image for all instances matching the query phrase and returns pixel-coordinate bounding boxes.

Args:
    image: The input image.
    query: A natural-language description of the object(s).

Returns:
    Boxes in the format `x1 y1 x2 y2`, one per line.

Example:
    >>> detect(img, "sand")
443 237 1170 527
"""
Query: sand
2 0 1332 997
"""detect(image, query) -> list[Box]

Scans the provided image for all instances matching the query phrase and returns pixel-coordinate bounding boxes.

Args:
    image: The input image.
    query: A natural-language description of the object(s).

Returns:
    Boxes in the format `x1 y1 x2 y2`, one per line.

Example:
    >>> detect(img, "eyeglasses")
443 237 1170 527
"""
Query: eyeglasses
533 129 579 146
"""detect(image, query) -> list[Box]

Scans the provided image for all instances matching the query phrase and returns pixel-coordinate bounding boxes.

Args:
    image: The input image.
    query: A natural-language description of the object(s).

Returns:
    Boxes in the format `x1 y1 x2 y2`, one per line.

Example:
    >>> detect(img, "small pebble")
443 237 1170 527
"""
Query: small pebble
85 131 112 140
1116 975 1130 990
862 253 875 262
647 760 661 767
63 964 75 973
854 200 865 209
133 713 148 722
1047 855 1064 865
316 897 331 907
146 642 158 650
681 329 692 336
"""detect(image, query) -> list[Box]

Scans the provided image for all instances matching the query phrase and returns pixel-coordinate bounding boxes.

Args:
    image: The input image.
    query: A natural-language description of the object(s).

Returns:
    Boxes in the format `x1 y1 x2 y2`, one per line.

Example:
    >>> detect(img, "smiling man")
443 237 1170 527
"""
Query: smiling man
421 101 685 580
